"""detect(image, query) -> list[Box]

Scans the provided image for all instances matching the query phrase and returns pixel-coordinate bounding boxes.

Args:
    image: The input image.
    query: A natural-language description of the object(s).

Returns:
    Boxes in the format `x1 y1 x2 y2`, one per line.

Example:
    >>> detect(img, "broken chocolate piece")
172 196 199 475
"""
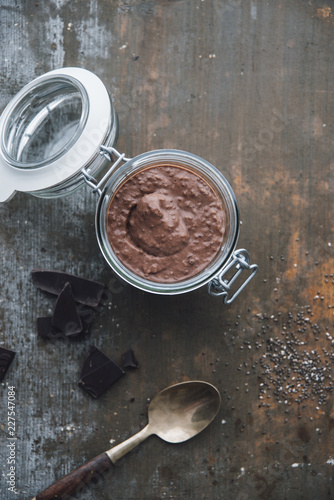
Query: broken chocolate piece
51 282 82 335
37 305 95 341
31 269 105 307
37 317 65 340
37 315 90 340
78 346 125 398
0 347 16 382
76 304 96 333
122 348 139 369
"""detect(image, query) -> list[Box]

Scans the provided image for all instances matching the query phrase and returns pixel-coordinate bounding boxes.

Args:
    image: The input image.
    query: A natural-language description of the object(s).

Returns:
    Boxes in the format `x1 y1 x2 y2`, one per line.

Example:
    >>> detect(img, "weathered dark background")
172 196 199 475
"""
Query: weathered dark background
0 1 333 499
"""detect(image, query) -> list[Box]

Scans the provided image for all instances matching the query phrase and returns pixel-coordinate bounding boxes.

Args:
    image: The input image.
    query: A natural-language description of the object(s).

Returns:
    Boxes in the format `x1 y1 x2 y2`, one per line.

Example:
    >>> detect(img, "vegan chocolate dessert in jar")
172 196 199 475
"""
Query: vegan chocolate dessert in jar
106 165 227 283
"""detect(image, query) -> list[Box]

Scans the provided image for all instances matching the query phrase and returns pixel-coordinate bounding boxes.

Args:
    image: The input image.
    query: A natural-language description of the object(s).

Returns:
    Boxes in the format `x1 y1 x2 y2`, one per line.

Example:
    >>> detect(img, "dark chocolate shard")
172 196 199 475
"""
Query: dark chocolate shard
51 282 82 335
31 269 105 307
76 304 96 334
37 317 65 340
122 348 139 369
0 347 16 382
37 304 95 341
37 314 91 340
78 345 125 398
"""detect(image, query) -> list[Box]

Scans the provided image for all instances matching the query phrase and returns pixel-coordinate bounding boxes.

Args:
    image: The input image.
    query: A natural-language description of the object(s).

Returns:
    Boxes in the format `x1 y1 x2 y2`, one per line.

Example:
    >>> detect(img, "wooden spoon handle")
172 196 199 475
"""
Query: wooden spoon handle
34 452 112 500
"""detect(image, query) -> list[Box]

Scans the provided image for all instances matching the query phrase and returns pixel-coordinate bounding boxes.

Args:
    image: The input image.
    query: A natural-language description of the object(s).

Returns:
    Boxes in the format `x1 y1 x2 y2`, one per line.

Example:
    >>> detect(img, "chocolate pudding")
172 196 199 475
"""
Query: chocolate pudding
106 165 226 283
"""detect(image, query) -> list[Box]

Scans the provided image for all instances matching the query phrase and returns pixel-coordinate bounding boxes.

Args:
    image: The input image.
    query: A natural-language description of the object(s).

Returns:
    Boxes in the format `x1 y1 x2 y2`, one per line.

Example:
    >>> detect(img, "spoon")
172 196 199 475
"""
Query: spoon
32 380 221 500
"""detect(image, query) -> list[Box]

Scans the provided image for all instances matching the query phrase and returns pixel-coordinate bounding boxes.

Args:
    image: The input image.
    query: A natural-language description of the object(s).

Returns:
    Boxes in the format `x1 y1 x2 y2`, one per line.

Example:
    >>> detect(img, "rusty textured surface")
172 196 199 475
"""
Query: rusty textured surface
0 1 333 499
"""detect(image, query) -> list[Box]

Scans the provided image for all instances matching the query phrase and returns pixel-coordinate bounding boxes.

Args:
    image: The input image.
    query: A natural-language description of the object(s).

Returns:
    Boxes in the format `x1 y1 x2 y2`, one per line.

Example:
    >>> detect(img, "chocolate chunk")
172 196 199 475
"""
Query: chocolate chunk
78 346 125 398
37 317 66 340
37 305 95 341
51 282 82 335
0 347 16 382
122 348 139 369
31 269 105 307
76 304 96 334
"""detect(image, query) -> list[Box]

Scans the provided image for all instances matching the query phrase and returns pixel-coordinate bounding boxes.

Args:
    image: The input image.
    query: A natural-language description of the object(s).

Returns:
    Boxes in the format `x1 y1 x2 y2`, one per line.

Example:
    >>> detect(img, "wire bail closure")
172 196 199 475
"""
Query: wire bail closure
81 146 132 196
207 249 258 304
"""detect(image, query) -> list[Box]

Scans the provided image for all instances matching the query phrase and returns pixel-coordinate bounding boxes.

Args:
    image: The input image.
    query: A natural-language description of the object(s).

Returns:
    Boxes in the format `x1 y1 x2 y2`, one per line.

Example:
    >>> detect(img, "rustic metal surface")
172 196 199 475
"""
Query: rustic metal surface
0 1 333 499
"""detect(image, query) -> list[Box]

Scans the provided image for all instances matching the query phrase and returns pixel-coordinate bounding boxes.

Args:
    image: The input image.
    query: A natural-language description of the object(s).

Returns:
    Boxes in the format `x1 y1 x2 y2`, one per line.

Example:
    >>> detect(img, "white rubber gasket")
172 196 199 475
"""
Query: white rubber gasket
0 67 111 202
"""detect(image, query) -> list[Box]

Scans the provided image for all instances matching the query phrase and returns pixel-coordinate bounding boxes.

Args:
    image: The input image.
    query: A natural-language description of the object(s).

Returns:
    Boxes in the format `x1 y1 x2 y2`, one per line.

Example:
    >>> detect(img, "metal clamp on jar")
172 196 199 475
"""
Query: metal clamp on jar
0 68 257 303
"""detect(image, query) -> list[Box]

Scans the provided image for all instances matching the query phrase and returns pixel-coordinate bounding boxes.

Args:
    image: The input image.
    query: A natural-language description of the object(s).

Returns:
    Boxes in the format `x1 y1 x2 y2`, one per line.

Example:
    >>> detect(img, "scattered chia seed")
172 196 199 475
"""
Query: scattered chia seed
257 305 333 408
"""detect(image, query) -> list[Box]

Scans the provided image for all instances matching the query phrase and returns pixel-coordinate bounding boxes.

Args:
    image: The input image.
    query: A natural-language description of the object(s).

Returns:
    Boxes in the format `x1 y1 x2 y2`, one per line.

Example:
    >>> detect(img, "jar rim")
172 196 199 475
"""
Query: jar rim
96 149 240 295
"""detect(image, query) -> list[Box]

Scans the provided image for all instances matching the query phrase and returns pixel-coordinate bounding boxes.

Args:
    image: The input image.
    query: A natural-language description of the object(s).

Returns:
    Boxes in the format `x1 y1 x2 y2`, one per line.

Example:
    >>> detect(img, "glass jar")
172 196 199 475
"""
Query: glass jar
0 68 257 303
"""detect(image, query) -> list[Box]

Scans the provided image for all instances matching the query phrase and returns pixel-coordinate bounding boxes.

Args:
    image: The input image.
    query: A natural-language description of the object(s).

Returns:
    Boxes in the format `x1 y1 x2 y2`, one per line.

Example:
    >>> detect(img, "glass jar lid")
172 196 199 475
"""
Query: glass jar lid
0 67 116 201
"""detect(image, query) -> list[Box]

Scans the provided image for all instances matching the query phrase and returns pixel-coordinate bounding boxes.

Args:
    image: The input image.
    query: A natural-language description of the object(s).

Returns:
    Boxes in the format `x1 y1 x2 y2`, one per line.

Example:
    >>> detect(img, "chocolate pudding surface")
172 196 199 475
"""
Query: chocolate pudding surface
106 165 226 283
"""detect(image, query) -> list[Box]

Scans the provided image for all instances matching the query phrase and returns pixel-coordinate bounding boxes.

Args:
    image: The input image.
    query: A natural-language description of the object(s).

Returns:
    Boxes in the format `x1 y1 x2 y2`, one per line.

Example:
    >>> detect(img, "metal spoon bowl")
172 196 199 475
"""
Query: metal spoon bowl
148 380 221 442
32 380 221 500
